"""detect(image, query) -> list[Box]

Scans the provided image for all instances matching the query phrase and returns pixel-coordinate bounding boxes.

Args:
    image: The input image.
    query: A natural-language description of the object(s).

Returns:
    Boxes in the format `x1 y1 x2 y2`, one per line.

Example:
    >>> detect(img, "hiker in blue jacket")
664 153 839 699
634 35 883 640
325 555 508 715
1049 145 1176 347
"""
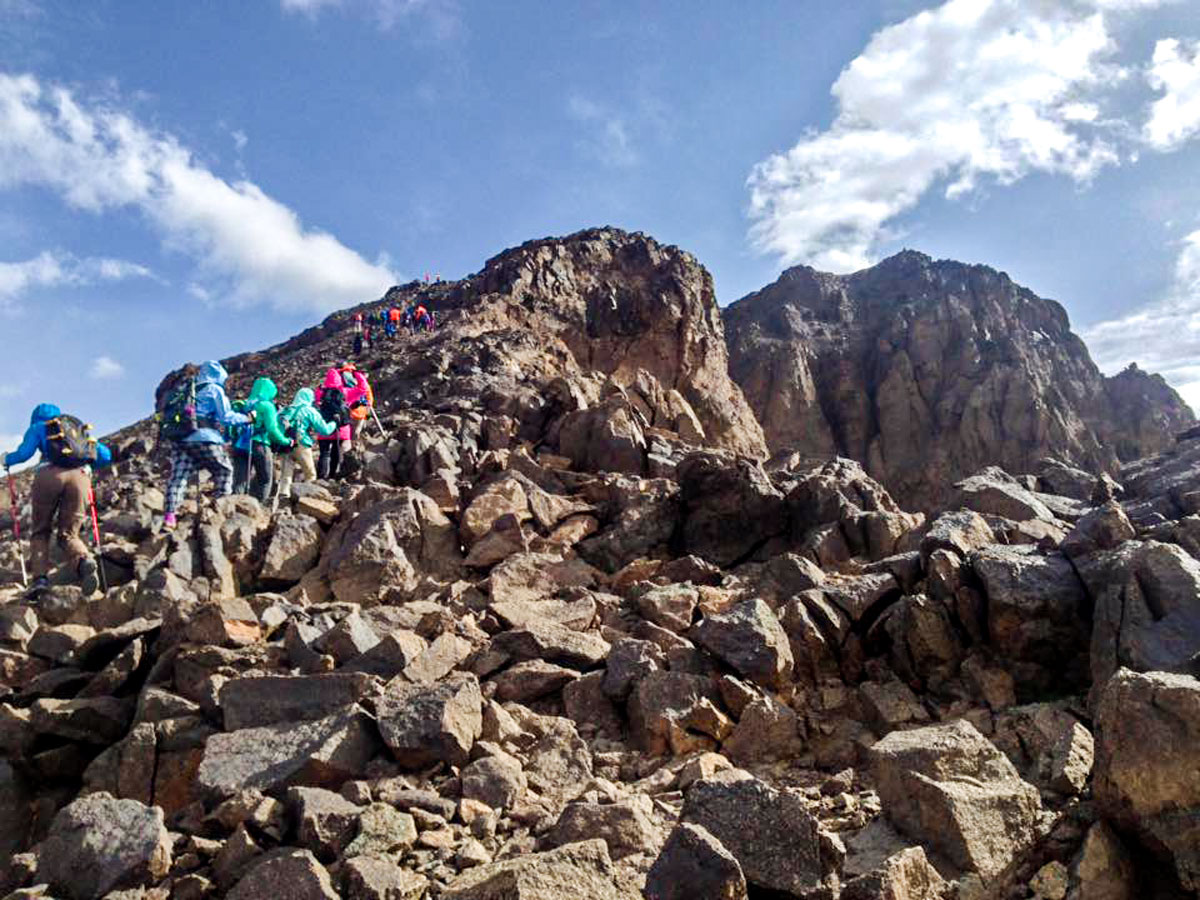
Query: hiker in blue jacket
162 361 252 528
4 403 112 595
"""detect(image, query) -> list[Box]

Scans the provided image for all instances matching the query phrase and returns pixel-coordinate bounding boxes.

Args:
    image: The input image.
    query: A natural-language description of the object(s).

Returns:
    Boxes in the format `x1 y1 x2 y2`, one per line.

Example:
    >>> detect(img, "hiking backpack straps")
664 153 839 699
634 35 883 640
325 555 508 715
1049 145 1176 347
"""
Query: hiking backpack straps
159 377 199 443
43 415 98 468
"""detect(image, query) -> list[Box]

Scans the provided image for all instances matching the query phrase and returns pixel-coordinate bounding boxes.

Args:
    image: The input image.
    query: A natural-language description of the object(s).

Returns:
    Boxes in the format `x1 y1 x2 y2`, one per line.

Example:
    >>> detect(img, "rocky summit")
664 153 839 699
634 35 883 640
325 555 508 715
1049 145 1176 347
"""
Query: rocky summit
724 250 1194 510
1 226 1199 899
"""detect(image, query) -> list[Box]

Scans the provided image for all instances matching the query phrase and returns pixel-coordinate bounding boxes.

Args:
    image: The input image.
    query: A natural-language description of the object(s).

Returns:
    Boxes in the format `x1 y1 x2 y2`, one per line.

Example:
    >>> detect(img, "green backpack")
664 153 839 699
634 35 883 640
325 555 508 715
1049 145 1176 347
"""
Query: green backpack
158 378 199 443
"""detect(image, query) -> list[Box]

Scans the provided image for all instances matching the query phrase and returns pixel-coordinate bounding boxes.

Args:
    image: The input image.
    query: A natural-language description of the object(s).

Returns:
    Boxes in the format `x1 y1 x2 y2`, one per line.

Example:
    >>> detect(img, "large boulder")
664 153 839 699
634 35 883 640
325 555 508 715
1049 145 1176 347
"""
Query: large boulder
228 849 339 900
35 793 172 900
441 838 635 899
691 599 793 689
971 545 1089 695
676 453 787 567
1077 541 1200 692
871 719 1042 879
1094 669 1200 892
644 822 747 900
197 707 379 797
681 774 829 895
376 672 483 768
259 513 323 584
218 673 376 731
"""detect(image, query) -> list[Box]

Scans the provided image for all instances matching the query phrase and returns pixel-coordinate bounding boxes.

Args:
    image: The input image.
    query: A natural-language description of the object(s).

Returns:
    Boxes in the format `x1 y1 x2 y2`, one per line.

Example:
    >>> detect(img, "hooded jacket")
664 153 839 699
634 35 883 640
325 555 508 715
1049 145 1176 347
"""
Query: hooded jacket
315 368 355 442
280 388 336 448
185 361 250 445
5 403 113 469
244 378 291 448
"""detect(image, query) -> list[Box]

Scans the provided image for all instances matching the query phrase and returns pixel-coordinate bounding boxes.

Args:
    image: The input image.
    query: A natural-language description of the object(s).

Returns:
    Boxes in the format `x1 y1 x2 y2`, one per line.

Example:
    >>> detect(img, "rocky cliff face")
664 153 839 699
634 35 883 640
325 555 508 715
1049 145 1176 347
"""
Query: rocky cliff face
1 230 1199 899
725 251 1194 510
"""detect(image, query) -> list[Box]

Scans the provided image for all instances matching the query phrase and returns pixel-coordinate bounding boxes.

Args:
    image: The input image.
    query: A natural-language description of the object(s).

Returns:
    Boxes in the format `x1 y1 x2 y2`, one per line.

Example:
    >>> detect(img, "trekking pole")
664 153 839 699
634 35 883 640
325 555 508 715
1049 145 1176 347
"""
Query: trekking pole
86 477 109 594
5 466 28 588
370 406 389 441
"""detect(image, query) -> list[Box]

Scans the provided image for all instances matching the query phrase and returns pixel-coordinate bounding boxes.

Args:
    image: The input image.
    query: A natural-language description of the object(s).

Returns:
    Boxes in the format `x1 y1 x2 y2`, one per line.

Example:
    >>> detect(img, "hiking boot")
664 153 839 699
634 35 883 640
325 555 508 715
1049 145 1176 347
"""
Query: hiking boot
79 558 100 596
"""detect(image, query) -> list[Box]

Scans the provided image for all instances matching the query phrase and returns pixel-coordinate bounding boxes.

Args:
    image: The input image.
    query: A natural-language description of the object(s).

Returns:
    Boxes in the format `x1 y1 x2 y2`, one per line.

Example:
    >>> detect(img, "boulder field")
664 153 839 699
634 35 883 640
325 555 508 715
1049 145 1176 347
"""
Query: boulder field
1 227 1198 898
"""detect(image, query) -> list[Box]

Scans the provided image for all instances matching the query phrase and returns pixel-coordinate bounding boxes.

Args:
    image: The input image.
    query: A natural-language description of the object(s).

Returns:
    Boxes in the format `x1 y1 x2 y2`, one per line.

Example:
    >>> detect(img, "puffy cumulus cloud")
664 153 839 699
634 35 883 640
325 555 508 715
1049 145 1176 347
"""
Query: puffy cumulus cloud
89 355 125 380
747 0 1168 273
1145 38 1200 150
0 73 396 314
0 250 155 309
1082 229 1200 405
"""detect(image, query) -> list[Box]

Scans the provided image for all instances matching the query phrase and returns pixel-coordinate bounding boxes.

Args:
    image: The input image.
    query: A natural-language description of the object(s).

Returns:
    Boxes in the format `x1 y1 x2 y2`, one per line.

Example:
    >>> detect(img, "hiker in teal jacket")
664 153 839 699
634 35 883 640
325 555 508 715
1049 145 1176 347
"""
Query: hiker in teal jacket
233 377 291 503
277 387 336 500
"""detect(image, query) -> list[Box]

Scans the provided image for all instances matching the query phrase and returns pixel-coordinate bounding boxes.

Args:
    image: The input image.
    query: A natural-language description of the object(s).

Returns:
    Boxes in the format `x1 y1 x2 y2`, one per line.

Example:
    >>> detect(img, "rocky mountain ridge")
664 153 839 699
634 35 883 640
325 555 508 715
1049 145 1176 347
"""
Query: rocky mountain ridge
724 250 1194 510
0 227 1198 899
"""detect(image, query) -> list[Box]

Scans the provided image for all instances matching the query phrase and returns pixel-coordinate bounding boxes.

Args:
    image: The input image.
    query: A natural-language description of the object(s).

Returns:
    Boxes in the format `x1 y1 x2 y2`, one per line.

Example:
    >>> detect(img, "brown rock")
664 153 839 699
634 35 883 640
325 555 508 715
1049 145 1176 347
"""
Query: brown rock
645 822 747 900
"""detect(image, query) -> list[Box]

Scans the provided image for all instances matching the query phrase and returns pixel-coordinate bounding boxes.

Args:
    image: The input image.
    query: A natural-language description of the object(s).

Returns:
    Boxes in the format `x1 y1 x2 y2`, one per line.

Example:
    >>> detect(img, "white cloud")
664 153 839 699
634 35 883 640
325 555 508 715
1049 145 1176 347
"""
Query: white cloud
568 95 637 168
0 249 155 308
1144 38 1200 150
746 0 1171 273
90 355 125 380
280 0 460 37
0 73 397 314
1082 228 1200 403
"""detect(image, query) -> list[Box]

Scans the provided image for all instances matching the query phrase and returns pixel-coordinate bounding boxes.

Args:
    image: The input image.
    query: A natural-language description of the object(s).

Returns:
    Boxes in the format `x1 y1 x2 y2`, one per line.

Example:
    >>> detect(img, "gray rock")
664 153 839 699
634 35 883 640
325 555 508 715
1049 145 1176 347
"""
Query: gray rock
461 751 527 811
30 696 133 744
920 510 996 563
492 660 580 702
36 793 172 900
955 468 1056 522
342 855 428 900
287 787 362 862
871 719 1042 879
972 545 1089 695
682 774 826 894
259 514 323 583
442 838 633 899
1094 669 1200 892
376 671 482 768
218 673 376 731
601 637 663 701
343 803 418 857
547 795 664 860
644 822 747 900
491 621 609 669
314 611 380 665
691 599 793 689
227 849 339 900
197 707 379 797
840 846 947 900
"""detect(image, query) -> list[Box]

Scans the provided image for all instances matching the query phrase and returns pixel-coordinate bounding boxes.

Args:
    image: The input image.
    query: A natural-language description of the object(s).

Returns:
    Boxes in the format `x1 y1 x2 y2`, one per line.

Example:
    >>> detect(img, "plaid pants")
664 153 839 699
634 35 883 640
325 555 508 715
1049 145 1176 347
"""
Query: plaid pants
166 442 235 515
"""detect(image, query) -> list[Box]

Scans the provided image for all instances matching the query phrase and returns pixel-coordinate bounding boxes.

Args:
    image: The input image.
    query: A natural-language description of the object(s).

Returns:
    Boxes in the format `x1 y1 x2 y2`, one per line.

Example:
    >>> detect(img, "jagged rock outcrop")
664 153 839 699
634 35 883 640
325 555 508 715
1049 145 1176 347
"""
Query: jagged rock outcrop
725 251 1194 509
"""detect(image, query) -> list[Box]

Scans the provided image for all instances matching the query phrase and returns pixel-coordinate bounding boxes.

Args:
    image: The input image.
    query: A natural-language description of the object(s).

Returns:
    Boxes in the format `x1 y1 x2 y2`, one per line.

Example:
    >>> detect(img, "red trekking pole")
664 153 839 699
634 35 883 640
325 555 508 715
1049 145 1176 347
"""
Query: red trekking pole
87 481 108 593
5 467 28 588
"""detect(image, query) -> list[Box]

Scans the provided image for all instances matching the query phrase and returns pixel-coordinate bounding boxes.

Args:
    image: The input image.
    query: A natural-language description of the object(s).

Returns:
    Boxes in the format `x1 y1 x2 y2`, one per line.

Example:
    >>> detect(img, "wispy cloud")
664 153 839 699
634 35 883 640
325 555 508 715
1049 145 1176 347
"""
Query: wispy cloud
1082 228 1200 404
745 0 1178 273
280 0 461 38
90 355 125 380
0 73 397 314
0 250 156 310
567 95 637 168
1144 37 1200 151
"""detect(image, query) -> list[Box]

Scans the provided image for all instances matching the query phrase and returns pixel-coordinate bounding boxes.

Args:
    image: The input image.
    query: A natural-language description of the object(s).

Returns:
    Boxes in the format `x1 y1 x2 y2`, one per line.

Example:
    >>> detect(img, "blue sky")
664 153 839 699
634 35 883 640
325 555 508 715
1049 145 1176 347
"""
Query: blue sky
2 0 1200 454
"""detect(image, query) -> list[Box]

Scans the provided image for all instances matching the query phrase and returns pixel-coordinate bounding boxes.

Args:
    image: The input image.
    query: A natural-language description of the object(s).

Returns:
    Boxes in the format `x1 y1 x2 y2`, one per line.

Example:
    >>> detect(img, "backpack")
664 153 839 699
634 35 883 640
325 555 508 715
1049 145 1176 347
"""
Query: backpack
44 415 98 468
159 377 198 442
319 387 347 427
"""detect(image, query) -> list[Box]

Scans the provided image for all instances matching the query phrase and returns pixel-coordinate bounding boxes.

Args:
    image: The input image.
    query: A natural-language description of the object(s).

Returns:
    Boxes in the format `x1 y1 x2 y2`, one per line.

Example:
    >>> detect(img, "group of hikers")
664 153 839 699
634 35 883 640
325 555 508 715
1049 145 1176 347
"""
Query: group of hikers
4 356 381 598
352 300 436 355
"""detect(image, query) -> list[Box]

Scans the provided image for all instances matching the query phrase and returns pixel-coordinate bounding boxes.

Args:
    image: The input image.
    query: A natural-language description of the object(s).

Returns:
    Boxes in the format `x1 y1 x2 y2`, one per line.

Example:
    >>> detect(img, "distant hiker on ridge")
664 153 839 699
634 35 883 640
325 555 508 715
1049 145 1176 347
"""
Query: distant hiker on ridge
4 404 112 597
159 361 252 529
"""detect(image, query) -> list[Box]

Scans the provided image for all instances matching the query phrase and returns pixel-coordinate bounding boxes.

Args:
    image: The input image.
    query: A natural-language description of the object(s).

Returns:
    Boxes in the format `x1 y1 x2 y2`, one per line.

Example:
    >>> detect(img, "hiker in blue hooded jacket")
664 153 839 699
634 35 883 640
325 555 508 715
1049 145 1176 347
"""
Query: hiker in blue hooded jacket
4 403 112 595
161 361 252 528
